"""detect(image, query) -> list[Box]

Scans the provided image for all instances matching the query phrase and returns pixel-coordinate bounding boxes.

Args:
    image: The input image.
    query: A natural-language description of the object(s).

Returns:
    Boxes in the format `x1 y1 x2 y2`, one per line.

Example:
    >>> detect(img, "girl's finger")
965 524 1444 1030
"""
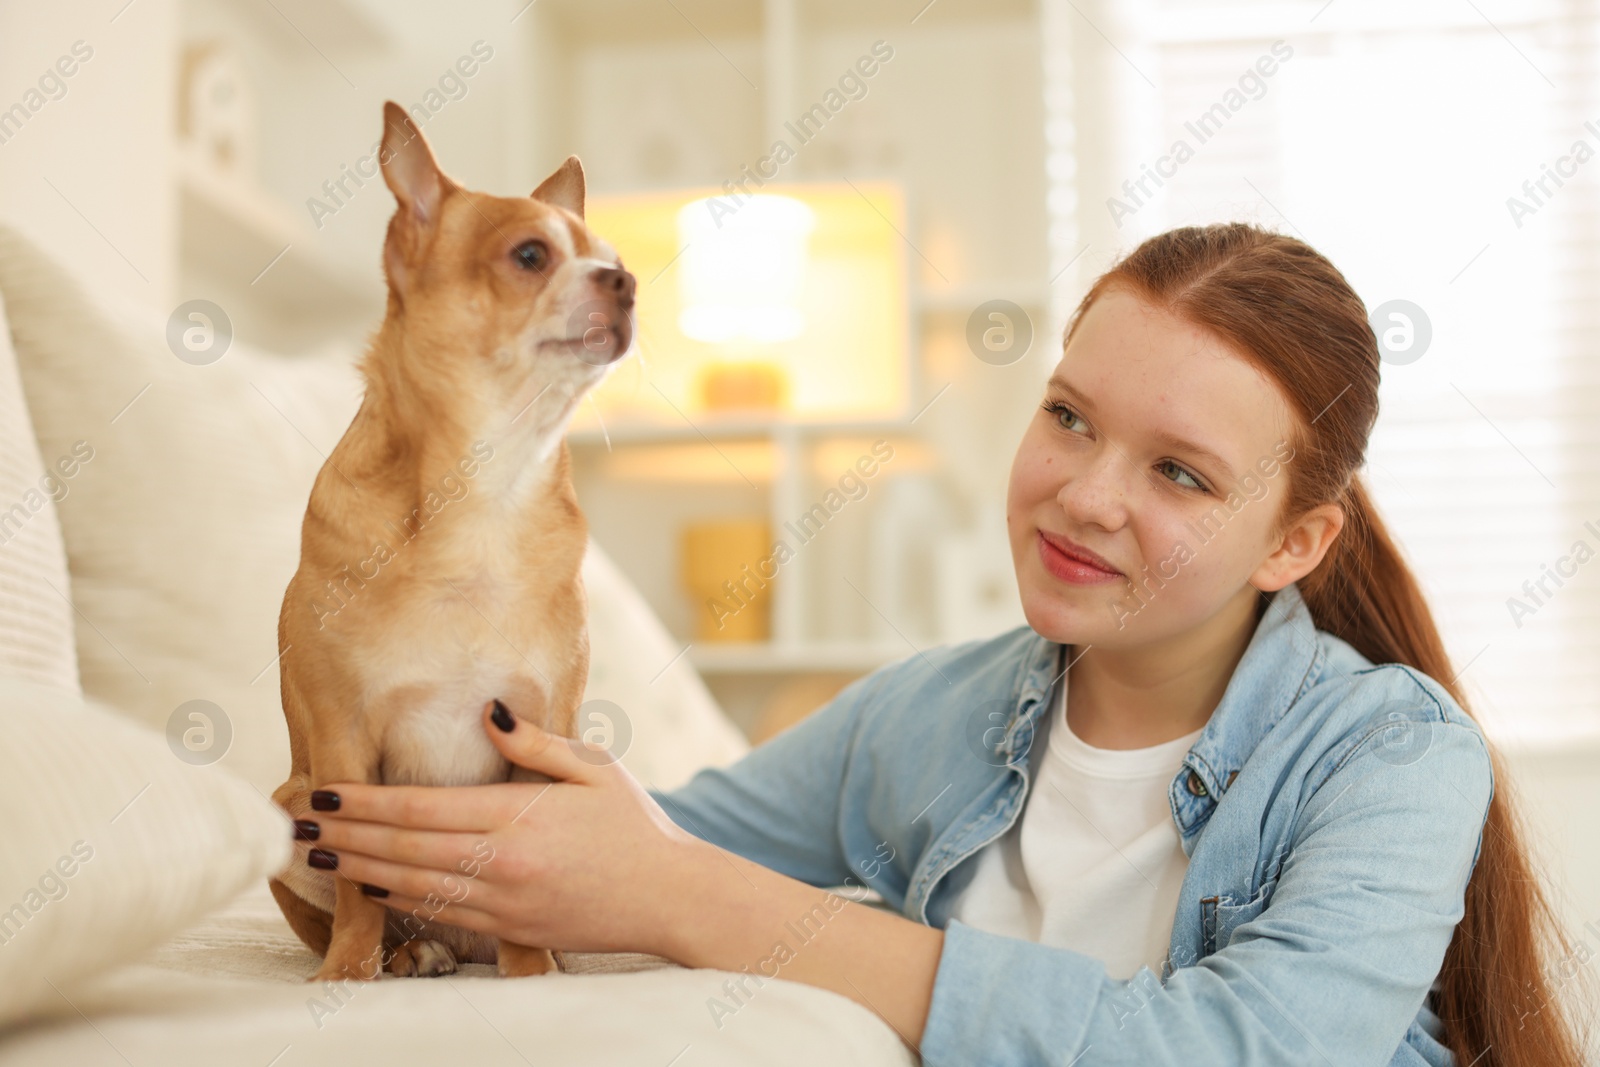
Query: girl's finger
312 780 524 832
482 699 601 784
307 819 491 873
309 848 496 908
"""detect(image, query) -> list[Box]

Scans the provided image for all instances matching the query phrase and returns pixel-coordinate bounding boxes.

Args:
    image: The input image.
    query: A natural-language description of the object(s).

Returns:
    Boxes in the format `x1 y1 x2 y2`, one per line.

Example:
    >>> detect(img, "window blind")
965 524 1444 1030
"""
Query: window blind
1043 0 1600 744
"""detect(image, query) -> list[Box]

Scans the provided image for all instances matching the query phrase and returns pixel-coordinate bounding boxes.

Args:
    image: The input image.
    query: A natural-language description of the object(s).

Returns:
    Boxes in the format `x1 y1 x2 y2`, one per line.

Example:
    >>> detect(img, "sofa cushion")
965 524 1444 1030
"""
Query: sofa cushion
0 287 79 694
0 223 363 792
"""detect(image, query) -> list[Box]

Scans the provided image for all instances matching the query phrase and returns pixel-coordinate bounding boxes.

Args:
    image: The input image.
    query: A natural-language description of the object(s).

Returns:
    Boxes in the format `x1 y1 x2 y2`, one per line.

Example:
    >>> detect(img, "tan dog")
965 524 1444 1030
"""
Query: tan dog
268 101 635 983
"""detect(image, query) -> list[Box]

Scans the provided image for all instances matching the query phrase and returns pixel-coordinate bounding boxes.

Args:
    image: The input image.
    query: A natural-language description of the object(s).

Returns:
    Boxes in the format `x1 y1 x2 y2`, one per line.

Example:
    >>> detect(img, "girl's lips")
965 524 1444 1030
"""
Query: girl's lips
1037 530 1123 585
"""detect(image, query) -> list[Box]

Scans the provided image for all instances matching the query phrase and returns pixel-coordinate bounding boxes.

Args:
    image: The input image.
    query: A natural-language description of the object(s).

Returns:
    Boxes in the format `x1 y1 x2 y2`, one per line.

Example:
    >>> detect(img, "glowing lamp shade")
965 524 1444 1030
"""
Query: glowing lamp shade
575 181 908 424
677 195 815 344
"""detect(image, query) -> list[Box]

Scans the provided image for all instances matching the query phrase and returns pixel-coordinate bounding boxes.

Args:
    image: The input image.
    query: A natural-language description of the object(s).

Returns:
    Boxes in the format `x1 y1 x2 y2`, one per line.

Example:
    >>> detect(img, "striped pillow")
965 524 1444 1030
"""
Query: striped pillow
0 286 79 694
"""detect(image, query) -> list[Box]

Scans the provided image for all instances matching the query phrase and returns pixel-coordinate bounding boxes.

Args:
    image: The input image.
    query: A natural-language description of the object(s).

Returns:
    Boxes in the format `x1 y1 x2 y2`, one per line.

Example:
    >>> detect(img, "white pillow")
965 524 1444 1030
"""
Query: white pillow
0 224 359 793
0 288 79 695
582 541 749 789
0 675 292 1029
0 224 746 797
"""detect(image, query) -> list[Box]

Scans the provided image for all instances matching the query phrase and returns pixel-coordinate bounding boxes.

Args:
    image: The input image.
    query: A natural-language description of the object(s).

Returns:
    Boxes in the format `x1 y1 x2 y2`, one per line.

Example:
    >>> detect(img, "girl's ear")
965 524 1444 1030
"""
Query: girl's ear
1251 502 1344 592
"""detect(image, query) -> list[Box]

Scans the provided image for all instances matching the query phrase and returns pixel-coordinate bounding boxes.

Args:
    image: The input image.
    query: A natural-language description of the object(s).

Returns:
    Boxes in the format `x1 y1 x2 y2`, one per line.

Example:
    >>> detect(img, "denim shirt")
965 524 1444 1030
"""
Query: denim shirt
646 580 1495 1066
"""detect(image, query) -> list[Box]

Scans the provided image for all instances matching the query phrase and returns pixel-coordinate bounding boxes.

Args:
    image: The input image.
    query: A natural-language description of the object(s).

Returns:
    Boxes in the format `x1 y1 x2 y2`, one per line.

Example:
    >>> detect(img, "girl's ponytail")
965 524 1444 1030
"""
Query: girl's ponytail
1303 476 1591 1066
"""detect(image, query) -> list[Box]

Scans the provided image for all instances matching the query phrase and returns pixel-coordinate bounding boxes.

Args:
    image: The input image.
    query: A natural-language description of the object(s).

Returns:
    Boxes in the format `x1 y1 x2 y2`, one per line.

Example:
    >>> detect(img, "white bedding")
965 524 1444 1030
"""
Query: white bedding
0 880 917 1066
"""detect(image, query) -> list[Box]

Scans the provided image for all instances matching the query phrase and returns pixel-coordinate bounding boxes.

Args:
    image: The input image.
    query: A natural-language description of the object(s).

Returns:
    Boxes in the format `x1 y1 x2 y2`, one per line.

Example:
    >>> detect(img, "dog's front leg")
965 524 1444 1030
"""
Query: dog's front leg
497 691 567 977
308 746 389 984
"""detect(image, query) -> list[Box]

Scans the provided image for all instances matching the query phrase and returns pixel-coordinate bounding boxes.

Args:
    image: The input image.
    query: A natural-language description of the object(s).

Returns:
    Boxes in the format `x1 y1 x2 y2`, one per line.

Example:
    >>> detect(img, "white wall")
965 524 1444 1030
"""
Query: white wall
0 0 177 308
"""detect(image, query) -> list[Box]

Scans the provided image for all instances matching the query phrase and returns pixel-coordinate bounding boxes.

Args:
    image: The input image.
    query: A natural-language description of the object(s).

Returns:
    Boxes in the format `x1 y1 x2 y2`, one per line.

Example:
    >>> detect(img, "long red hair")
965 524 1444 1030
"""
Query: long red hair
1063 223 1593 1066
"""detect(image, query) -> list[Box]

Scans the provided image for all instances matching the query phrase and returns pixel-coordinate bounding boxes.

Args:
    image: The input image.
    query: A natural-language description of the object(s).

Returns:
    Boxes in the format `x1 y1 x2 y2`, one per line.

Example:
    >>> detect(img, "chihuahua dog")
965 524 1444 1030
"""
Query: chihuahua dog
269 101 635 983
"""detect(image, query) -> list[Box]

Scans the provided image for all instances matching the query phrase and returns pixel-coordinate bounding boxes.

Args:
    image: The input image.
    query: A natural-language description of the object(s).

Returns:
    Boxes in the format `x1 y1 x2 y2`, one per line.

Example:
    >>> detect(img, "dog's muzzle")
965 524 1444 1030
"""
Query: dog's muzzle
561 266 636 366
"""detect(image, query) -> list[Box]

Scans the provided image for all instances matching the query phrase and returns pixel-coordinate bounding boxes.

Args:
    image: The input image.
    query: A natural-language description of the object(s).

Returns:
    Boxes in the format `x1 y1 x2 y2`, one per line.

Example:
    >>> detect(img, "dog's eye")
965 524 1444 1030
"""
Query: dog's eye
511 240 549 272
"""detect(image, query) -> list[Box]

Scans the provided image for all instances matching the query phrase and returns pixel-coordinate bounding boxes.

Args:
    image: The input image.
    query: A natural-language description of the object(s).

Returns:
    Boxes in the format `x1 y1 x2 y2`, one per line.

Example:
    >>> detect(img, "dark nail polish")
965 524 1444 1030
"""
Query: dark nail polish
491 699 515 733
311 790 340 812
361 883 390 898
294 819 320 842
308 849 338 870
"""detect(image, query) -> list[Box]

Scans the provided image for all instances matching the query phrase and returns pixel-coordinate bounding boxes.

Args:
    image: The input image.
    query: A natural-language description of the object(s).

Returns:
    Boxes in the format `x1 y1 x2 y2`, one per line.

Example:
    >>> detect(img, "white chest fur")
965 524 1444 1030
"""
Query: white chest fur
352 569 562 788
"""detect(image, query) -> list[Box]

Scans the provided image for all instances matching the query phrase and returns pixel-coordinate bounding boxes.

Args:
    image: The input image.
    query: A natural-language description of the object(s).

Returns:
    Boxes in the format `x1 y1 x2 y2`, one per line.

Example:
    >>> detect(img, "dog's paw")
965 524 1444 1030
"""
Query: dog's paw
497 942 558 977
310 956 383 983
387 939 458 978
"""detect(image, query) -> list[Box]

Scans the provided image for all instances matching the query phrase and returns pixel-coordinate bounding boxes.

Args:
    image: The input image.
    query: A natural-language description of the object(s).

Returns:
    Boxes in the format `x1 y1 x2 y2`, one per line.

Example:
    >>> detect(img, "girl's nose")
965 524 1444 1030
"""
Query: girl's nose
1056 447 1131 529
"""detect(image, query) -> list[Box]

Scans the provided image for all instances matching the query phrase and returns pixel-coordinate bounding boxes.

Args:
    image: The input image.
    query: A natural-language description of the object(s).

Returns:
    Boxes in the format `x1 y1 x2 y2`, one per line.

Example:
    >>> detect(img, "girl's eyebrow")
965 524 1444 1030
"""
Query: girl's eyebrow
1045 374 1240 483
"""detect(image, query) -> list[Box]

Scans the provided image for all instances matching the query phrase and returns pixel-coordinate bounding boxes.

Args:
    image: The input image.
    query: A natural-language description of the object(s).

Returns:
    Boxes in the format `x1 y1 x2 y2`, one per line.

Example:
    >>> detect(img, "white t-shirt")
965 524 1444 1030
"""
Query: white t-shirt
948 672 1205 980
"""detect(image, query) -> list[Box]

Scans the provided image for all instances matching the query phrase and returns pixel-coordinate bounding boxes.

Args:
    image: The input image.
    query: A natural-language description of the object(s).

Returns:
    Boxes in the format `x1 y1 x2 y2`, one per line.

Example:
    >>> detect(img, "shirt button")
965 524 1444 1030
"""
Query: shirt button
1186 770 1209 797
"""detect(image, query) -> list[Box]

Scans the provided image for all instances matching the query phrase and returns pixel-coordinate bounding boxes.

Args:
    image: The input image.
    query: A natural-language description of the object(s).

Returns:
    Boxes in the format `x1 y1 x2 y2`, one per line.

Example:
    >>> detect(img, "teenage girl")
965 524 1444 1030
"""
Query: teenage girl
301 223 1591 1066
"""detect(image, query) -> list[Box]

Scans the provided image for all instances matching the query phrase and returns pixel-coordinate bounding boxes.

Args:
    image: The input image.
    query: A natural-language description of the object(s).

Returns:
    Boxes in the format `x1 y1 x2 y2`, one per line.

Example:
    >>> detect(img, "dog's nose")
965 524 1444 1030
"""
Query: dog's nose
592 265 636 311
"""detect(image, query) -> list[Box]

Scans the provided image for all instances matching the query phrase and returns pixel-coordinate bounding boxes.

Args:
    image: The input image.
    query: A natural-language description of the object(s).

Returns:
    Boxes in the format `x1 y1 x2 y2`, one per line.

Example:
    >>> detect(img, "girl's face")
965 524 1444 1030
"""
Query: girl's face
1007 285 1302 648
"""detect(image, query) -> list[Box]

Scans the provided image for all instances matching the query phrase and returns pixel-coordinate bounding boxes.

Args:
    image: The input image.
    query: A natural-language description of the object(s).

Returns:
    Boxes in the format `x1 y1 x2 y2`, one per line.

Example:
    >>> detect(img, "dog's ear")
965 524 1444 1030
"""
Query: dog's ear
379 101 451 294
532 156 585 220
380 101 448 223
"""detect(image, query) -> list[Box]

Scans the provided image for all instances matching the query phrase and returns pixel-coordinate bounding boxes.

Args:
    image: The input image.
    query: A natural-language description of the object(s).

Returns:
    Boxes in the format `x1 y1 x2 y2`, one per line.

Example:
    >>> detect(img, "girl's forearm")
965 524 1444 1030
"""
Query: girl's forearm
654 837 946 1052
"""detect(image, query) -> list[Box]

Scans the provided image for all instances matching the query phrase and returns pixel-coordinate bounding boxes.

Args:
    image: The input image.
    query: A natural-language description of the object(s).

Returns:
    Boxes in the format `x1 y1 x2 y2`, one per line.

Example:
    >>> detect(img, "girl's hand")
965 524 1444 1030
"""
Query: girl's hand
311 702 944 1047
307 700 706 957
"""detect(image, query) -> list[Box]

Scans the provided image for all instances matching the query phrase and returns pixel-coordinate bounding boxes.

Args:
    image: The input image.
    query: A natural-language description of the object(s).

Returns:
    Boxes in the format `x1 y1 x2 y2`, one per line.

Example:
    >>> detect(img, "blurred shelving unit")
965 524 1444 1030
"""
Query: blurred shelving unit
568 418 921 663
533 0 1050 736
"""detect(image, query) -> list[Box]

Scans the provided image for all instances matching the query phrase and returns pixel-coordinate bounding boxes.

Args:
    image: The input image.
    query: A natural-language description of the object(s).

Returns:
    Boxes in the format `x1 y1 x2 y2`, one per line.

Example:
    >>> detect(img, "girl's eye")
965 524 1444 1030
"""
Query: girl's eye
1042 399 1210 494
512 240 549 271
1041 400 1088 434
1157 459 1206 492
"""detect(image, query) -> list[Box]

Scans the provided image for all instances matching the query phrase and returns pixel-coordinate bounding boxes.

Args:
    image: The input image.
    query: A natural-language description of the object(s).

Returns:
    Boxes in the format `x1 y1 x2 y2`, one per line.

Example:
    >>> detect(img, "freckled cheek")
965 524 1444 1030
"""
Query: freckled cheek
1029 469 1070 511
1008 449 1056 507
1134 516 1193 572
1024 457 1052 487
1029 441 1075 486
1148 513 1251 594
